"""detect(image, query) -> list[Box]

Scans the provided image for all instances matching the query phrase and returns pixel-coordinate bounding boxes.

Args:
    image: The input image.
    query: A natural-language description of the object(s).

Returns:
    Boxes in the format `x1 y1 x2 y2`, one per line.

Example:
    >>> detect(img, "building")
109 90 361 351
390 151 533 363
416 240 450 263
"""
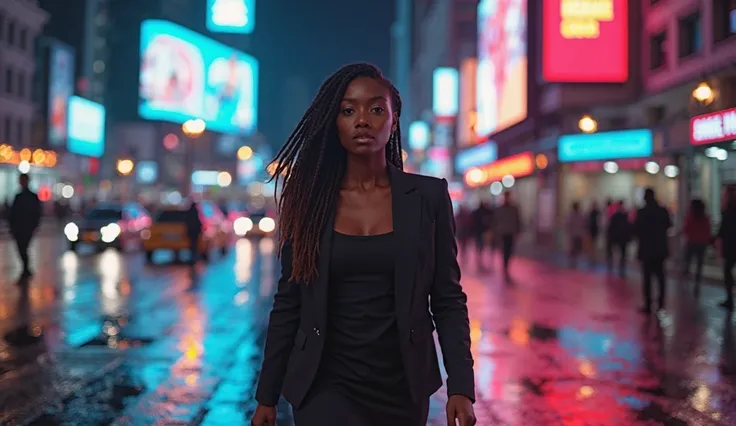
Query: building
0 0 49 201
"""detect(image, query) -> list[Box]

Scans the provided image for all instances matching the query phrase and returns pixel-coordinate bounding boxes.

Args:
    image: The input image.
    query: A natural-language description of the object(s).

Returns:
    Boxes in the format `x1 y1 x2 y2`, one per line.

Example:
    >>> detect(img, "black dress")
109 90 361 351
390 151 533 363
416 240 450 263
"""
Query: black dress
293 231 430 426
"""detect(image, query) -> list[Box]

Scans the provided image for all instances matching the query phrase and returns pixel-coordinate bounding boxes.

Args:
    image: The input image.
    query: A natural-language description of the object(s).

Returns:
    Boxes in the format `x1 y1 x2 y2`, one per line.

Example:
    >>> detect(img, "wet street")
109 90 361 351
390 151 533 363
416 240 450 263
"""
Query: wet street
0 236 735 425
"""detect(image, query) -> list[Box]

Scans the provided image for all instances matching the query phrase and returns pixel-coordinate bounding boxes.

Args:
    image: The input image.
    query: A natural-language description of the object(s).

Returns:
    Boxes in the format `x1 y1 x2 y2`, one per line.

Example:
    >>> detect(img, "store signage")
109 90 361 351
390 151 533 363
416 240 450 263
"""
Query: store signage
455 141 498 173
690 107 736 146
558 129 653 162
464 151 535 188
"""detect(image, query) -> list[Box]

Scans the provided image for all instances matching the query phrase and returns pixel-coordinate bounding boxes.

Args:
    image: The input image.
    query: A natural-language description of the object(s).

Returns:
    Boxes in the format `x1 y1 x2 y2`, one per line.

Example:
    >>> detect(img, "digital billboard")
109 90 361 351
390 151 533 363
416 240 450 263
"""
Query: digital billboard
139 20 259 136
558 129 652 163
67 96 105 158
433 67 459 120
207 0 255 34
542 0 628 83
47 43 75 147
455 142 498 173
476 0 527 138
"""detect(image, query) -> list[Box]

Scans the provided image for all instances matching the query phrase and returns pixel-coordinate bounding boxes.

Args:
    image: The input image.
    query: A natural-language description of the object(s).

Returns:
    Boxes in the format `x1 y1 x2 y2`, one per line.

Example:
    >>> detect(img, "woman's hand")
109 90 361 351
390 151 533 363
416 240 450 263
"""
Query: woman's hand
251 404 276 426
446 395 476 425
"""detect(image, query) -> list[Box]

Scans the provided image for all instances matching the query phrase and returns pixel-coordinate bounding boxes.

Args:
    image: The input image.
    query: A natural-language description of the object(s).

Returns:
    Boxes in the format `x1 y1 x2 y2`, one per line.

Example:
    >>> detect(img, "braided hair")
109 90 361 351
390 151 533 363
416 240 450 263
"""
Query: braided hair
268 63 404 283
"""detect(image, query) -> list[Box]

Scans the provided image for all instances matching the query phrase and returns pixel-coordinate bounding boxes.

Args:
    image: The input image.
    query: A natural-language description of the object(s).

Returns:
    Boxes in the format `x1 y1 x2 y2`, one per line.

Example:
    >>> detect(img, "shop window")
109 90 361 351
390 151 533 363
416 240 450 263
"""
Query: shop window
650 31 667 70
713 0 736 42
679 11 702 58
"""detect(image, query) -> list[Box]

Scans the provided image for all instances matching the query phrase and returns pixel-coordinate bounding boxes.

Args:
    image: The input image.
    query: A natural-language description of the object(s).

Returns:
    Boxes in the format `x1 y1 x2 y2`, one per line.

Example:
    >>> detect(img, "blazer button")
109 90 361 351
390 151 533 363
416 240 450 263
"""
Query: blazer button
313 327 320 336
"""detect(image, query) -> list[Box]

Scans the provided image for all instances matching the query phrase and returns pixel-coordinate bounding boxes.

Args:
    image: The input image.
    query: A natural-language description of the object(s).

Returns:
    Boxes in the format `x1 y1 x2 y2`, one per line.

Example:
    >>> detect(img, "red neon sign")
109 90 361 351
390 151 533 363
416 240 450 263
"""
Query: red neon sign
542 0 628 83
690 107 736 146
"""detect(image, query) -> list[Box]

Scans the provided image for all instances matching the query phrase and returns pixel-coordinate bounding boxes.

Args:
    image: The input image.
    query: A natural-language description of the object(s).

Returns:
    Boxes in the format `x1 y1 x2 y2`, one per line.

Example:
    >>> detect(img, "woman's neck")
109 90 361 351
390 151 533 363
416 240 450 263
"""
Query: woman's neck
343 153 388 189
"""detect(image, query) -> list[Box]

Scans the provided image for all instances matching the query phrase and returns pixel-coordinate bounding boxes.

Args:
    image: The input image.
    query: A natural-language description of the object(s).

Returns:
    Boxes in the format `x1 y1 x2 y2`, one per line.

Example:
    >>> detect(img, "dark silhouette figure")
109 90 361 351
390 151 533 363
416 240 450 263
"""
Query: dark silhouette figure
587 201 601 260
185 202 202 265
471 201 494 270
682 199 711 294
606 201 632 278
8 174 41 278
634 188 672 313
717 187 736 310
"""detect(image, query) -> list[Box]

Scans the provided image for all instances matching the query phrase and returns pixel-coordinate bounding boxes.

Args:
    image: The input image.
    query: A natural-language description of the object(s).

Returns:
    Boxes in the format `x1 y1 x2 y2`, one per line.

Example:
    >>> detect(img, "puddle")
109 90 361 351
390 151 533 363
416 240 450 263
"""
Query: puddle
80 316 155 349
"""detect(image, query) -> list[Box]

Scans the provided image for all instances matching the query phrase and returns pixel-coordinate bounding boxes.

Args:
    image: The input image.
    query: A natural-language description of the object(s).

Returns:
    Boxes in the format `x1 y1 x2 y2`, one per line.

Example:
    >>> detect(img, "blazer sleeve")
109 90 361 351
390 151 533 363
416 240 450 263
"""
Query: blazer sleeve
429 179 476 402
255 242 302 406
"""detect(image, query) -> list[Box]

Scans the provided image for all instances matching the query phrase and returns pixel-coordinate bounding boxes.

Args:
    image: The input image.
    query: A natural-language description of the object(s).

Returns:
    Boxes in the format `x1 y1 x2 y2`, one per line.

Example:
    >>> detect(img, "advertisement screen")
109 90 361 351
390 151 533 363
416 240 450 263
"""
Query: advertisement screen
476 0 527 138
690 107 736 146
67 96 105 158
432 67 459 119
558 129 652 162
542 0 628 83
207 0 255 34
139 20 259 136
47 43 75 146
457 58 478 147
455 142 498 173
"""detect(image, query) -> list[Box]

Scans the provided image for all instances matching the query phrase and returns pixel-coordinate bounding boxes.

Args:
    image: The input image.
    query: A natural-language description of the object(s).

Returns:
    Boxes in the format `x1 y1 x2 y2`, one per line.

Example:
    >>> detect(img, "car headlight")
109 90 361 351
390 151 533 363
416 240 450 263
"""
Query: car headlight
258 217 276 233
64 223 79 241
101 223 121 242
234 217 253 236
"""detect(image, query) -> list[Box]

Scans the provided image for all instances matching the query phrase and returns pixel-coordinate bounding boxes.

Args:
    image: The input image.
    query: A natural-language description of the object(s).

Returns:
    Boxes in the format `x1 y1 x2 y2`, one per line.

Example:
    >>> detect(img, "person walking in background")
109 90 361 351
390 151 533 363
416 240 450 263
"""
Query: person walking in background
566 201 587 267
471 201 494 271
587 201 601 261
682 199 711 296
455 205 473 265
606 201 632 278
716 187 736 310
8 174 42 279
185 201 203 266
634 188 672 314
495 192 521 280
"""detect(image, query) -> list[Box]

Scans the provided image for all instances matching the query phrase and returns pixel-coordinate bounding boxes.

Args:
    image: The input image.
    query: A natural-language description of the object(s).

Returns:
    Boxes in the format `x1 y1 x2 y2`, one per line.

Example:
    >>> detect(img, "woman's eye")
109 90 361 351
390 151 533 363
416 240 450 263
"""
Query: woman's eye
371 106 385 114
342 108 354 115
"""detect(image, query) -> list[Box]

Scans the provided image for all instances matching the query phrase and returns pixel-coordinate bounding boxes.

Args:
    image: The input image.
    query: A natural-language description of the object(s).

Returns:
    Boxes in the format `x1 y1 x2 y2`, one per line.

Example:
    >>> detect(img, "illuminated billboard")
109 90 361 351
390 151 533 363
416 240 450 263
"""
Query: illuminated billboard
207 0 255 34
464 151 535 188
455 142 498 173
433 67 459 120
476 0 527 138
139 20 259 135
457 58 478 147
47 42 75 147
558 129 652 162
690 107 736 146
542 0 628 83
67 96 105 158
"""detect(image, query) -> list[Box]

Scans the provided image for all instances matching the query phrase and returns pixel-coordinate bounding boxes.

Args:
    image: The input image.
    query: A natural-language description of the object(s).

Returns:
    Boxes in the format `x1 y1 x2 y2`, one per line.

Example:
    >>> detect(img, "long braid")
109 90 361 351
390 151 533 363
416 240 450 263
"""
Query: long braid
269 63 404 283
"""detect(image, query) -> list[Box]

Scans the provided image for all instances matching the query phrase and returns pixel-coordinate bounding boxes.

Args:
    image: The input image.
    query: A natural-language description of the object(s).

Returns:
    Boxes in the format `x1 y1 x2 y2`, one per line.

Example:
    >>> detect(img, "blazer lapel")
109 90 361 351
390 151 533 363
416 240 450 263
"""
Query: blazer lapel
311 208 335 333
388 166 421 332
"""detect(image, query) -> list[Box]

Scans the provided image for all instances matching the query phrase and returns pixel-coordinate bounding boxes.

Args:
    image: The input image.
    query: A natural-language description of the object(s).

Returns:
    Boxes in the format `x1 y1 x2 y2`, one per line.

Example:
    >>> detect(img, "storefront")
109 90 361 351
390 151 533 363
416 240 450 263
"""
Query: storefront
689 107 736 218
557 129 678 218
0 145 60 203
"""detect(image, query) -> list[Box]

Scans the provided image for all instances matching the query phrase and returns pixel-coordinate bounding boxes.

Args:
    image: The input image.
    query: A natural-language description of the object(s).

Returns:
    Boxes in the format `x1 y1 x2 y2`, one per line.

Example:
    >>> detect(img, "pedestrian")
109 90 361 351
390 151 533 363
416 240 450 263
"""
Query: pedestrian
251 63 475 426
185 201 202 265
471 200 493 271
606 201 632 278
494 191 521 280
681 199 711 295
634 188 672 313
566 201 586 267
715 187 736 310
7 174 42 279
587 200 601 261
455 204 473 265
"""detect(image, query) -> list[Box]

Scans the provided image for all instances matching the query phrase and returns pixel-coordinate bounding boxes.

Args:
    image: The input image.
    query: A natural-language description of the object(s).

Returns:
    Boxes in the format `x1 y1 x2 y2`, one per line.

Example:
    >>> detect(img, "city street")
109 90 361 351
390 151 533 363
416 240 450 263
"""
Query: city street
0 236 735 425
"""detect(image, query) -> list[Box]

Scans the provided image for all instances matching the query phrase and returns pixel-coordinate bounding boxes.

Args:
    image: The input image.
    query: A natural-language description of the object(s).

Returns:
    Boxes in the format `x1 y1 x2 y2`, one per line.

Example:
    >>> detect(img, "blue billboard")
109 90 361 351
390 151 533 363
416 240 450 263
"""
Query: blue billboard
67 96 105 158
558 129 653 163
207 0 255 34
139 20 258 136
47 42 75 146
455 142 498 173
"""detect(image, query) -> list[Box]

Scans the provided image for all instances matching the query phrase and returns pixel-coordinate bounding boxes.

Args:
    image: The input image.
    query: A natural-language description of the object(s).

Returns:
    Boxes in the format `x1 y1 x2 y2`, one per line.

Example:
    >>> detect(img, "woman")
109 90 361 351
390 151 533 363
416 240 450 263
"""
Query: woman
682 199 710 294
251 63 476 426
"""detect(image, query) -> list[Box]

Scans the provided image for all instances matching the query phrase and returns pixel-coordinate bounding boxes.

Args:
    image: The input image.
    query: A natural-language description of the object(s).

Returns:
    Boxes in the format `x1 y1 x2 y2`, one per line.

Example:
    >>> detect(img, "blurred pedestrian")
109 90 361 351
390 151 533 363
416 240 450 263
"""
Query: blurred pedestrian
566 201 586 267
495 191 521 280
634 188 672 313
471 201 494 271
185 201 202 265
587 200 601 261
681 199 711 295
606 200 632 278
8 174 42 279
455 204 473 264
251 63 475 426
716 187 736 310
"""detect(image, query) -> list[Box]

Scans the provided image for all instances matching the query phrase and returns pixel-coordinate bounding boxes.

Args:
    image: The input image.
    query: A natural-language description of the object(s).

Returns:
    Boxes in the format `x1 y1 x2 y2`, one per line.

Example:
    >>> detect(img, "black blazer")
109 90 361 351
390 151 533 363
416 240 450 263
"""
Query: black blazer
255 166 475 409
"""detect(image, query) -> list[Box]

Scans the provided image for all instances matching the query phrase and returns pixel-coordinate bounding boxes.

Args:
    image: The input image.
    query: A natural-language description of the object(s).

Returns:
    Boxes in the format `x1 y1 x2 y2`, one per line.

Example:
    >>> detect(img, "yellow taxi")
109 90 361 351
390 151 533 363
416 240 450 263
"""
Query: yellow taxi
143 201 231 263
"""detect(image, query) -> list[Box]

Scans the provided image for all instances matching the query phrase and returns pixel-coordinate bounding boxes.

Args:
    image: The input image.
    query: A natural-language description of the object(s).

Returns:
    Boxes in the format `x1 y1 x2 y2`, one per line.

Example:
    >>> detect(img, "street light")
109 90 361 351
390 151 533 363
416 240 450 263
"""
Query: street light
237 145 253 160
692 82 714 104
182 119 206 137
578 114 597 133
117 158 134 176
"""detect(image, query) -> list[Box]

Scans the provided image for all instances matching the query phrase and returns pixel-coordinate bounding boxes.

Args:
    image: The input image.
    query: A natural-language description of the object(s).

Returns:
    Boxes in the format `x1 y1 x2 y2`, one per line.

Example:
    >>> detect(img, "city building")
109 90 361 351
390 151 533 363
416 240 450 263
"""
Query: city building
0 0 49 202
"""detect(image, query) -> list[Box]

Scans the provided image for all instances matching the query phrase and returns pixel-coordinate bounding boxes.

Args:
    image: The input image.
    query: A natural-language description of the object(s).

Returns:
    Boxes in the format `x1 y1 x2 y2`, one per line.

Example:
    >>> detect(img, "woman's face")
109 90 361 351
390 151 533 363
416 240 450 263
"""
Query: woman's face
336 77 397 157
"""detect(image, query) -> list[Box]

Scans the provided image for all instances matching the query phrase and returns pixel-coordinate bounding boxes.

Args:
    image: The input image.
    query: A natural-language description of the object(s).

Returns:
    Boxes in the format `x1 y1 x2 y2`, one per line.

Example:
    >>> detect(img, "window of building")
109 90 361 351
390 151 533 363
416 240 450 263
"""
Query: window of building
0 13 5 42
4 117 12 144
18 27 27 50
7 20 15 46
713 0 736 42
4 67 12 94
16 119 24 146
16 72 25 99
650 31 667 70
679 11 702 58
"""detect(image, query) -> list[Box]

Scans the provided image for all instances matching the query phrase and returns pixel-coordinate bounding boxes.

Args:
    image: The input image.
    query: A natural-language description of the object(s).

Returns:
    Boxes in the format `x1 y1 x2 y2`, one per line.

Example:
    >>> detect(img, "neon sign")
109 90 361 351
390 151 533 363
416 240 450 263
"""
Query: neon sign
560 0 614 39
558 129 653 162
690 107 736 146
464 151 535 188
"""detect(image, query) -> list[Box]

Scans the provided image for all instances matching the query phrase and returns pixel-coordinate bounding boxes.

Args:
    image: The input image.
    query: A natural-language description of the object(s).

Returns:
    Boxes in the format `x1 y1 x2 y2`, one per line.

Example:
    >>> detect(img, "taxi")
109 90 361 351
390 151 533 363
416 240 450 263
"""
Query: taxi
143 201 231 263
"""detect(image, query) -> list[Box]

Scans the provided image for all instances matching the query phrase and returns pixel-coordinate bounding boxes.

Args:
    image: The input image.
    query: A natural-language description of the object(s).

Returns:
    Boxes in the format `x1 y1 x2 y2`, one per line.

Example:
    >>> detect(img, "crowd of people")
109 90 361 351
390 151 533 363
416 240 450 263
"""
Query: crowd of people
455 187 736 312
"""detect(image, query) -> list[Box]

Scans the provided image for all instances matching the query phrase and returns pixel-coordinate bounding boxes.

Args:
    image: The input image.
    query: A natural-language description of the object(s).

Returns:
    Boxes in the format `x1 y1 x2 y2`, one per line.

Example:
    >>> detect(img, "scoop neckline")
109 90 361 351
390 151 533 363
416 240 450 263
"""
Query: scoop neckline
333 230 394 238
